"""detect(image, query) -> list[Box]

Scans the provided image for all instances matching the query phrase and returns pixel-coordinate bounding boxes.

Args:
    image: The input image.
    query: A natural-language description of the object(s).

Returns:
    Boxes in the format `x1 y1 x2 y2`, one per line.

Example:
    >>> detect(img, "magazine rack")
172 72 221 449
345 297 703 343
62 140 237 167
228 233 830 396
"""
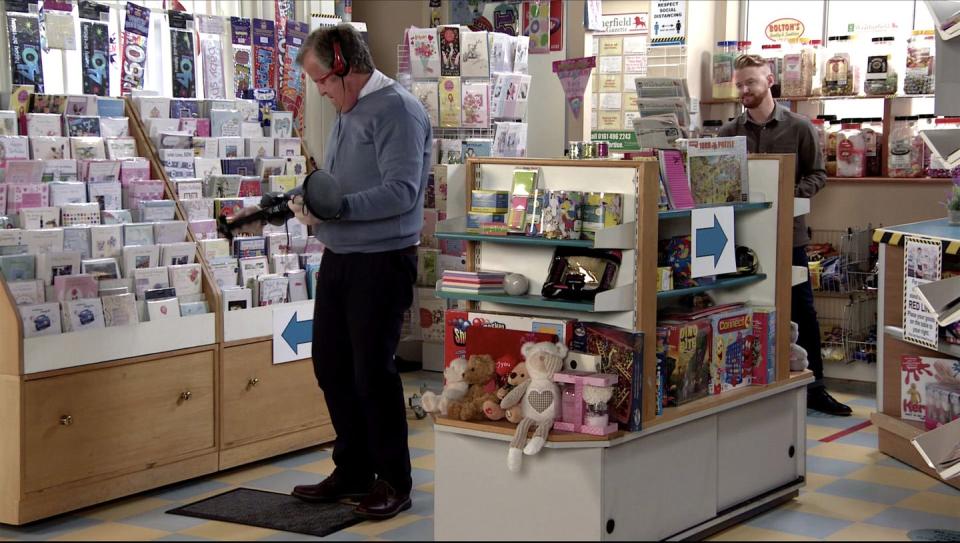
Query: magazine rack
125 98 335 472
0 108 221 524
431 156 814 540
870 220 960 491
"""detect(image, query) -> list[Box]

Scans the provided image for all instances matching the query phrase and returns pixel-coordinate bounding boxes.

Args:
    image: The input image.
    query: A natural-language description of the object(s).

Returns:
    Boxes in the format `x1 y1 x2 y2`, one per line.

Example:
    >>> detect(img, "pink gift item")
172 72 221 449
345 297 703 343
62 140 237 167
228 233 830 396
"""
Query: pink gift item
552 370 619 436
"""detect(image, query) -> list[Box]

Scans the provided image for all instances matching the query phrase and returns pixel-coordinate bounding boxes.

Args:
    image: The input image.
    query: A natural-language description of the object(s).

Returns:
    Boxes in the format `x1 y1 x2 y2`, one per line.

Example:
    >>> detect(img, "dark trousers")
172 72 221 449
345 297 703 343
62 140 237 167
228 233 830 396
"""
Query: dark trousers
792 246 825 390
312 247 416 494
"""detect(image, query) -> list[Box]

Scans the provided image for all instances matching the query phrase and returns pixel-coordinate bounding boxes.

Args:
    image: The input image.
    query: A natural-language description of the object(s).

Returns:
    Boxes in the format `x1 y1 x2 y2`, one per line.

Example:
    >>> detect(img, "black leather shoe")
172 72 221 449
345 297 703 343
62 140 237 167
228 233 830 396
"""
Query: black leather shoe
355 480 412 520
291 471 374 503
808 388 853 416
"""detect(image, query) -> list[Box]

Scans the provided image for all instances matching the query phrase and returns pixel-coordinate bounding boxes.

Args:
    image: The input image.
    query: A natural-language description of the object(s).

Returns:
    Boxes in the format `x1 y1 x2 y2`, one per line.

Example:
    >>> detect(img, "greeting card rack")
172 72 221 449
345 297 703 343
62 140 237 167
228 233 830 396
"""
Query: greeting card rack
870 221 960 491
431 155 815 540
0 106 221 525
124 97 335 472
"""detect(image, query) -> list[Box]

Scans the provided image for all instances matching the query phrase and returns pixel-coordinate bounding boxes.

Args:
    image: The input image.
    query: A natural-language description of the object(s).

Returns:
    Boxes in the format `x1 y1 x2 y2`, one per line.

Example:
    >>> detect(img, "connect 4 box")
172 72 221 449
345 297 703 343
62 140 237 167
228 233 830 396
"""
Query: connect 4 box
708 307 754 394
752 307 776 385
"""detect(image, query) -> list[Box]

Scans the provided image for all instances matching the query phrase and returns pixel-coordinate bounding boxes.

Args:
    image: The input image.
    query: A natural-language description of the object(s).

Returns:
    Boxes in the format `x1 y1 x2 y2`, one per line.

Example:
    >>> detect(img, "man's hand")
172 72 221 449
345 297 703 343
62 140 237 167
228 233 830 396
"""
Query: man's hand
224 205 266 237
289 195 323 226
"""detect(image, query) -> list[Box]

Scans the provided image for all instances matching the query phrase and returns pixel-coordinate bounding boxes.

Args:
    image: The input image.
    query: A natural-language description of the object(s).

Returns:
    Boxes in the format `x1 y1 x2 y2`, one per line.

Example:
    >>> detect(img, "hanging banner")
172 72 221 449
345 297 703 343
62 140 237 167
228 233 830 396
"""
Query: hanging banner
552 56 596 119
169 11 196 98
903 236 942 350
253 19 277 91
274 0 295 88
78 1 111 97
280 20 309 133
231 17 253 98
7 11 44 93
523 0 551 54
522 0 563 52
120 2 150 95
198 15 227 100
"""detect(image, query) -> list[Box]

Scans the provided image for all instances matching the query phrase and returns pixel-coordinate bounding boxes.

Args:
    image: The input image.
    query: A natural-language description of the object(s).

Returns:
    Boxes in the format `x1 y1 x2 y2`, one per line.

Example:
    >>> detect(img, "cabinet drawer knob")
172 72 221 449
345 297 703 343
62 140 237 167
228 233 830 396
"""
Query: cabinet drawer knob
247 377 260 388
59 415 73 426
180 391 193 402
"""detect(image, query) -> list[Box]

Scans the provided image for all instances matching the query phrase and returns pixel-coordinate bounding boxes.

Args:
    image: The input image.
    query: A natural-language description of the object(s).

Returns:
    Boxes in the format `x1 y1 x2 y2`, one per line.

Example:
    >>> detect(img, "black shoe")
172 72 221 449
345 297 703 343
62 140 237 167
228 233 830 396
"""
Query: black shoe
291 470 375 503
808 388 853 416
355 480 412 520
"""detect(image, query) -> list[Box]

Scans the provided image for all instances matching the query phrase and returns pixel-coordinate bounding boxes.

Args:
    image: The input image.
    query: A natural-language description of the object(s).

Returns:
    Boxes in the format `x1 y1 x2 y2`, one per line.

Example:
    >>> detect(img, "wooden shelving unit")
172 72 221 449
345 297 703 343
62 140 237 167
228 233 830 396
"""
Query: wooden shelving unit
872 220 960 491
433 155 811 540
0 105 221 524
826 177 955 184
124 98 335 473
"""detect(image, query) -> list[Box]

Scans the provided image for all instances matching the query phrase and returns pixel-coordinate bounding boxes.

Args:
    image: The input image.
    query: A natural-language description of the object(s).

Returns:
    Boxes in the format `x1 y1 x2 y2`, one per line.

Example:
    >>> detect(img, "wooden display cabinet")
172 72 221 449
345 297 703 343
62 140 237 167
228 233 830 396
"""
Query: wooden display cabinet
432 156 813 540
871 221 960 491
0 108 221 524
126 98 335 472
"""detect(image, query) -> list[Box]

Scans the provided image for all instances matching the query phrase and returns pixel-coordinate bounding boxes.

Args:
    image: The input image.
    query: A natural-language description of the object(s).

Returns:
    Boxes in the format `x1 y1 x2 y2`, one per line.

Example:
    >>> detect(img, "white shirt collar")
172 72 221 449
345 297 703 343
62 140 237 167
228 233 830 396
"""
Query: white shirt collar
358 70 395 100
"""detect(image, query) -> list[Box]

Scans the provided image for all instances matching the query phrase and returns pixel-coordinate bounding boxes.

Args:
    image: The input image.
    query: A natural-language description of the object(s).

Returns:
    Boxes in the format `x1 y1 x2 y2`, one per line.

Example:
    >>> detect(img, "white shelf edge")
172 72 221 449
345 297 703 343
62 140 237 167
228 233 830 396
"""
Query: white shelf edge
594 283 636 312
793 198 810 217
884 325 960 358
224 299 316 343
792 265 808 286
593 221 637 249
24 313 216 374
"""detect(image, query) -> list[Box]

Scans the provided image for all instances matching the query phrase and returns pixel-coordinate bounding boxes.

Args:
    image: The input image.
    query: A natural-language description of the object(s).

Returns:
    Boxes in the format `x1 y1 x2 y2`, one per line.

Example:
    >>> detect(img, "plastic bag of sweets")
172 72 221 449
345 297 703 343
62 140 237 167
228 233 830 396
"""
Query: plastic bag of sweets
811 118 828 166
712 41 739 100
905 30 935 95
822 36 855 96
861 118 883 177
835 120 866 178
863 37 899 96
817 115 839 176
782 39 816 98
887 116 923 178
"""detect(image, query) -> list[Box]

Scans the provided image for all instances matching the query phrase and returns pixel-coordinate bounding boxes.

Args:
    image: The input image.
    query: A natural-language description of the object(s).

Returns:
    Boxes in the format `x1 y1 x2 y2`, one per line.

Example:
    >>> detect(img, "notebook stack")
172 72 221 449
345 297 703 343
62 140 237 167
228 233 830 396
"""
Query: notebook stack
440 270 506 295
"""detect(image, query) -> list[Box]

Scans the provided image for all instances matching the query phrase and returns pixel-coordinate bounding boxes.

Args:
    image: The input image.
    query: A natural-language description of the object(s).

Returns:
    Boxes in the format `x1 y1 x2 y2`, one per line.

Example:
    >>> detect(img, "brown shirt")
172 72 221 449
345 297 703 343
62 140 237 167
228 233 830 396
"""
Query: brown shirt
718 104 826 247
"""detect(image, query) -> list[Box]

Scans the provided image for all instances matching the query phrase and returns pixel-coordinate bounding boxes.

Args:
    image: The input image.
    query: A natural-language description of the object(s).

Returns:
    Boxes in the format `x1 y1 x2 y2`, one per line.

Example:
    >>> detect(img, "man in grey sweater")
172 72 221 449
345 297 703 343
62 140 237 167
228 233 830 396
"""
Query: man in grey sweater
288 24 432 519
719 54 851 417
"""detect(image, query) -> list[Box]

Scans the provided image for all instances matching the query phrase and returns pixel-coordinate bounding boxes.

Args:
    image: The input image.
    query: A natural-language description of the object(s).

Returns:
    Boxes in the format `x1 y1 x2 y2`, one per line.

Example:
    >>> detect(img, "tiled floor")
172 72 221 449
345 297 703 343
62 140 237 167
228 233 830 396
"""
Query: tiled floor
2 373 958 541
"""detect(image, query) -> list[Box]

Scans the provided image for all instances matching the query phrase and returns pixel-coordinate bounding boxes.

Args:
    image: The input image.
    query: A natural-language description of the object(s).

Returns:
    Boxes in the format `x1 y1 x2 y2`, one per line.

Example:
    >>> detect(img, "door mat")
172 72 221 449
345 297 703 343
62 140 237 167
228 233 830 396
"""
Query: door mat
167 488 364 537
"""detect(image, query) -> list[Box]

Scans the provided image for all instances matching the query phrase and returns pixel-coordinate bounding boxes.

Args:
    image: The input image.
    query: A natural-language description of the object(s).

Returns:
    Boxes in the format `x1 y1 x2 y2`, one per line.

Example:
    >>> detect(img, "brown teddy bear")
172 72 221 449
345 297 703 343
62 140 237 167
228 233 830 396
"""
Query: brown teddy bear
446 354 498 421
483 362 529 423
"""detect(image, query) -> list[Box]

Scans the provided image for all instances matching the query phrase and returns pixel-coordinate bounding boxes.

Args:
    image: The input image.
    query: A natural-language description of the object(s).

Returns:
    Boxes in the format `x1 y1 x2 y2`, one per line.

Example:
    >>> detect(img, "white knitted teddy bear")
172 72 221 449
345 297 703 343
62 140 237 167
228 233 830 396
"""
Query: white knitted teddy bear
500 341 567 472
421 358 469 416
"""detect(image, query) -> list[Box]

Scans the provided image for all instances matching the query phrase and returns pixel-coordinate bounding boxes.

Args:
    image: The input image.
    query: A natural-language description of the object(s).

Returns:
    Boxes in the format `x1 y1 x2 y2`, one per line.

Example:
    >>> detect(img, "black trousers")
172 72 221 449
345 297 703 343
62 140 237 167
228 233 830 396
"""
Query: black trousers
312 247 416 494
793 246 825 390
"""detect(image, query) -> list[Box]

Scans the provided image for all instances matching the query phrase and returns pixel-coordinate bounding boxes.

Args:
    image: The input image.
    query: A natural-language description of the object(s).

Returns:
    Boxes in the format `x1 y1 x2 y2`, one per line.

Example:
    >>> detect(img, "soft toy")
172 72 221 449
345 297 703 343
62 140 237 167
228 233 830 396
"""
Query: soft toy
501 341 567 472
420 357 468 416
446 354 499 421
483 362 529 423
789 321 809 372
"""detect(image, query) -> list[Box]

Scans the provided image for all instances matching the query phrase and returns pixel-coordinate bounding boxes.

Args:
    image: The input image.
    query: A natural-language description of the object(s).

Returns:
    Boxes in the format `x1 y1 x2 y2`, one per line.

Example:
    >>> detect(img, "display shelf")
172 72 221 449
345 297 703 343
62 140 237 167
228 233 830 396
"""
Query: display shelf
23 314 216 375
648 371 813 429
435 216 635 249
437 282 635 312
223 299 316 343
656 274 767 300
701 94 935 105
434 416 625 445
657 201 771 220
827 176 956 184
884 325 960 359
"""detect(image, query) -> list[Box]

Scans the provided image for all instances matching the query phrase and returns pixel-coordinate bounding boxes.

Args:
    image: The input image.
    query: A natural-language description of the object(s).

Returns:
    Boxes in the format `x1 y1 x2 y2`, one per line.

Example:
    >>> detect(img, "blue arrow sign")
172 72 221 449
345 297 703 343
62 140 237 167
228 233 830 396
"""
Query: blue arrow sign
281 313 312 352
696 215 728 267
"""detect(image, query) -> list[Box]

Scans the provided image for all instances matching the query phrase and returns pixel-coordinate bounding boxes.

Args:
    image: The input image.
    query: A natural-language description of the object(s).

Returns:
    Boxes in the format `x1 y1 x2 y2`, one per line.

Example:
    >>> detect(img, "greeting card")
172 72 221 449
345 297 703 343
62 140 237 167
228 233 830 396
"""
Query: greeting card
460 31 490 78
408 28 441 79
438 77 462 128
461 81 490 129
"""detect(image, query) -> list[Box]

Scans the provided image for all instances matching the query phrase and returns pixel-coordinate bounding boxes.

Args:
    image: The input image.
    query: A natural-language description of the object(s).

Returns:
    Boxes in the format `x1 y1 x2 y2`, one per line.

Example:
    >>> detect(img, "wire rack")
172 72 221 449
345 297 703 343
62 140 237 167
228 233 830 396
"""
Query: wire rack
809 226 879 364
807 226 879 294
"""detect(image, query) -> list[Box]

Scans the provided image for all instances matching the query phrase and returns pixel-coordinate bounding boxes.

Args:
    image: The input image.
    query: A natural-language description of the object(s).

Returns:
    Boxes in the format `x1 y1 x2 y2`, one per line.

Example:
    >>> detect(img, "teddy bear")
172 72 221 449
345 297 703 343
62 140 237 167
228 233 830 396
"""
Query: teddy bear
482 362 529 423
446 354 499 421
789 321 809 371
501 341 567 472
420 357 468 416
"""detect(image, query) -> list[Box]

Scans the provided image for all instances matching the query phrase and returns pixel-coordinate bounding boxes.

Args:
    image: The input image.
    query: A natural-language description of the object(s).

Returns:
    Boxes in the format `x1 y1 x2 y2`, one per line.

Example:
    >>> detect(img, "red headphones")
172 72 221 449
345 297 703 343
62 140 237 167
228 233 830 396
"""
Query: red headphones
330 36 350 77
